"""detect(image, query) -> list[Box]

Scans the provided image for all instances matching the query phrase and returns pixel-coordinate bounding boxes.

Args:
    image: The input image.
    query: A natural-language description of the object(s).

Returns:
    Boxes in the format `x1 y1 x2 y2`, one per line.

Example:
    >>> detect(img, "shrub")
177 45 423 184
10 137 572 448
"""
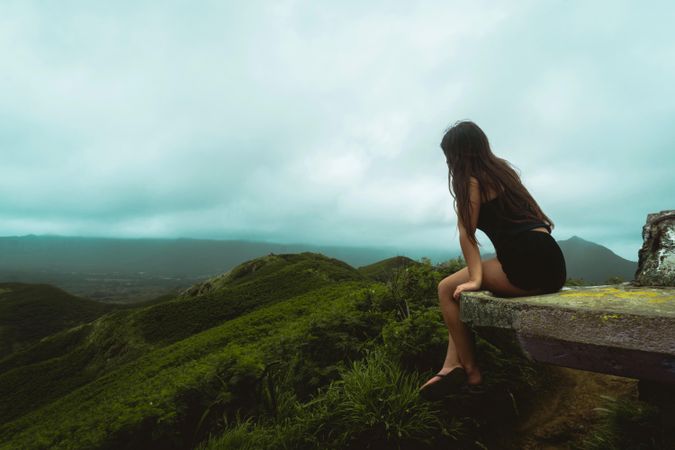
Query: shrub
266 299 388 402
381 308 448 372
318 346 467 449
387 262 441 313
200 347 468 450
579 395 671 450
565 277 588 286
351 284 400 317
435 256 467 278
604 276 625 285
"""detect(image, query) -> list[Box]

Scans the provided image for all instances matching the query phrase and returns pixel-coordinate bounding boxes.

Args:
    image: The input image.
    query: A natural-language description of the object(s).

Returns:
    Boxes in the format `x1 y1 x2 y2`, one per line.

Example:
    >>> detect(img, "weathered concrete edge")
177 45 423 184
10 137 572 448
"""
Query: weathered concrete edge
516 332 675 384
459 292 675 355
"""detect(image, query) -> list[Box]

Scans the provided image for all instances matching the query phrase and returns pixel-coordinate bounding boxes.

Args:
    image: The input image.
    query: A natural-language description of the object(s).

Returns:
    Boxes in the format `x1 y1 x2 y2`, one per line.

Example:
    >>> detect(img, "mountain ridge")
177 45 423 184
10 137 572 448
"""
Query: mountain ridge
556 235 637 283
0 234 637 303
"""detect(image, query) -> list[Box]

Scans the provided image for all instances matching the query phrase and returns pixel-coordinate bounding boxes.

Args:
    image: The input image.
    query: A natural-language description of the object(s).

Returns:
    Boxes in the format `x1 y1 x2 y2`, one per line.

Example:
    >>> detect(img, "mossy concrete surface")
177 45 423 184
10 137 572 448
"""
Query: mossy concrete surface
459 283 675 385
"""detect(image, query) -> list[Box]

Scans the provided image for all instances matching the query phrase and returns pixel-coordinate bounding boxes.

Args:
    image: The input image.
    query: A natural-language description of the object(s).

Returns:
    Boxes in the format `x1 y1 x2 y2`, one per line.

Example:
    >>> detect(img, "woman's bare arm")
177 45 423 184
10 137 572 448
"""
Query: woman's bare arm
454 176 483 299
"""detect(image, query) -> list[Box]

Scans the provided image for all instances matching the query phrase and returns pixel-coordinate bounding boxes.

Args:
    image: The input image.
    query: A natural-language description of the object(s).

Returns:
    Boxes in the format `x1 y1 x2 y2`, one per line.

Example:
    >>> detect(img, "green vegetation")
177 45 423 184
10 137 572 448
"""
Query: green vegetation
357 255 420 282
604 276 625 285
0 252 667 449
0 252 365 424
566 275 628 287
1 279 374 449
0 308 152 423
197 348 468 450
565 277 590 286
139 252 365 345
579 395 673 450
0 282 115 358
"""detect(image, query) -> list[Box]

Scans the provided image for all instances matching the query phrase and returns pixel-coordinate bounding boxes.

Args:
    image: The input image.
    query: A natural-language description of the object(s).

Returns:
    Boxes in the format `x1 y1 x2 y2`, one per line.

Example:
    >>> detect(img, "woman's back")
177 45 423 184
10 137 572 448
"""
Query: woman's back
476 191 551 253
439 119 565 294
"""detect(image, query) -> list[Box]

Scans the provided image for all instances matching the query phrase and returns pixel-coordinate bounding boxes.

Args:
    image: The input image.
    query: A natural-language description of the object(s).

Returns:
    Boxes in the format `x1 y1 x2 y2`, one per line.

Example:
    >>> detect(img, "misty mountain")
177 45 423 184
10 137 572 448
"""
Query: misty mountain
0 234 638 303
482 235 637 284
556 235 637 284
0 235 446 277
0 235 450 302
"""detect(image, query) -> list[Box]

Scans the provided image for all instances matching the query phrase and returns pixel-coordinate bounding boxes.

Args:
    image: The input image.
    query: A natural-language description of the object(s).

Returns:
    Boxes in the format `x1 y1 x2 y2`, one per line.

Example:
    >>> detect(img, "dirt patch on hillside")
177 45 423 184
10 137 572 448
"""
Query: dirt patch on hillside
506 365 638 449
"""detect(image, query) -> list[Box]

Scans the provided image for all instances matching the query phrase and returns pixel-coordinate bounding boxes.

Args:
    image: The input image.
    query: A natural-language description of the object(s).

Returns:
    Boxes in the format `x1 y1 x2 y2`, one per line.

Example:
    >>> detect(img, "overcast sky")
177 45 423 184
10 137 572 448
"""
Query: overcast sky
1 0 673 261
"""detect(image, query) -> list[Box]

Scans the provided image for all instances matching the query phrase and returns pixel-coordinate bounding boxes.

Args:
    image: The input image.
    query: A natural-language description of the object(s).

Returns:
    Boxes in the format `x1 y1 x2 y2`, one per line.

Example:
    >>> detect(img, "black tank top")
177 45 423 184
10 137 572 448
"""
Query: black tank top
476 194 551 253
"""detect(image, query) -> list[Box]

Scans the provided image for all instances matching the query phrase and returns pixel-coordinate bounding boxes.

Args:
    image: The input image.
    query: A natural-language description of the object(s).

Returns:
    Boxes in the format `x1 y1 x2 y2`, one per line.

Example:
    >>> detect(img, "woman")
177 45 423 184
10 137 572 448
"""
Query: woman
419 120 567 399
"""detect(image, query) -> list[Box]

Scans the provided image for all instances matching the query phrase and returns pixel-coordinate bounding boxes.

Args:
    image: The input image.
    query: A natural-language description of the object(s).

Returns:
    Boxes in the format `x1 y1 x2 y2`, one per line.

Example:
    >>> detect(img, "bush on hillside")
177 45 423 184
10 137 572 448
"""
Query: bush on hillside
604 276 625 285
198 347 468 450
381 308 447 372
265 295 389 402
565 277 588 286
435 256 467 278
387 261 441 313
580 395 671 450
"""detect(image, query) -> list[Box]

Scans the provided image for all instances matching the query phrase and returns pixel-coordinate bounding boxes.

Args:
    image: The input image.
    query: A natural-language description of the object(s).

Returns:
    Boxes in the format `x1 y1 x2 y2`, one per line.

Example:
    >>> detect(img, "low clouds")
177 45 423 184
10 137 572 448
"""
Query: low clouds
1 0 673 261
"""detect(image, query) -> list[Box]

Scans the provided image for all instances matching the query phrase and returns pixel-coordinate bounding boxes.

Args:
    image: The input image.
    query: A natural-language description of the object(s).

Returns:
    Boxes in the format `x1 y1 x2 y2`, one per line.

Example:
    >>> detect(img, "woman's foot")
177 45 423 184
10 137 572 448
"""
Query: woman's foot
465 366 483 386
419 364 463 390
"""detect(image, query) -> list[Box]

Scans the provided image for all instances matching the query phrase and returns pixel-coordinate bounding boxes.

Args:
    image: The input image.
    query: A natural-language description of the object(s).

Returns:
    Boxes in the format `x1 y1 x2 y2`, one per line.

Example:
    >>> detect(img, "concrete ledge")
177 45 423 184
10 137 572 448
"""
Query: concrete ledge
459 283 675 384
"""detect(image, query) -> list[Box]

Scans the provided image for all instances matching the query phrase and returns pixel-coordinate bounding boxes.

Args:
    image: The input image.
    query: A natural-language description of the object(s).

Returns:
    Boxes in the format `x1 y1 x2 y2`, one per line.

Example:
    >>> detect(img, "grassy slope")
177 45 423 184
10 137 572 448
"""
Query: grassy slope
4 252 655 449
0 282 115 358
0 252 372 447
0 252 365 424
0 279 375 449
357 256 420 283
0 309 150 424
138 252 364 345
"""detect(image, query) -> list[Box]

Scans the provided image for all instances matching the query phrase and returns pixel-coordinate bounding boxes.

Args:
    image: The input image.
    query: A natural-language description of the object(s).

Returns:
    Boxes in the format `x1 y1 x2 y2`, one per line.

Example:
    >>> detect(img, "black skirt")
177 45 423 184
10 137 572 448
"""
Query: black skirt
496 230 567 293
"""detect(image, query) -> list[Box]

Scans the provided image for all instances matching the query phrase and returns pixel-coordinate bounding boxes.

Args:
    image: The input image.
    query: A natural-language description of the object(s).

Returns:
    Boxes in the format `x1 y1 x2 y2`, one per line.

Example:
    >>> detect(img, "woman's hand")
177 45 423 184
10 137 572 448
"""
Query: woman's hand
453 280 481 301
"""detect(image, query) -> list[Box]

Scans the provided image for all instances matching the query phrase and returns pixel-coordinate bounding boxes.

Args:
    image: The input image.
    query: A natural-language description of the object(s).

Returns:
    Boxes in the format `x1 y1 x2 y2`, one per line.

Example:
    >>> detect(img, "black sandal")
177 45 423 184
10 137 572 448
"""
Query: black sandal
459 383 487 395
419 367 468 400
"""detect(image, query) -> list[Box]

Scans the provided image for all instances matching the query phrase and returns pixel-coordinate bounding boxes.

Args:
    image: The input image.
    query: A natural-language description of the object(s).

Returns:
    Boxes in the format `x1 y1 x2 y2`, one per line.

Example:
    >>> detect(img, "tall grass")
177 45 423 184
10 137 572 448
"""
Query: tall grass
199 346 468 450
578 395 672 450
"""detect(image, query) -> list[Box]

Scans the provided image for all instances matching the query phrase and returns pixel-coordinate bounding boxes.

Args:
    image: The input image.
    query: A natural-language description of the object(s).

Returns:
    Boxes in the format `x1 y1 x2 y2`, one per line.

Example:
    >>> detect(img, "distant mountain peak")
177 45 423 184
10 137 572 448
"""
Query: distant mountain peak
557 235 638 284
562 235 603 248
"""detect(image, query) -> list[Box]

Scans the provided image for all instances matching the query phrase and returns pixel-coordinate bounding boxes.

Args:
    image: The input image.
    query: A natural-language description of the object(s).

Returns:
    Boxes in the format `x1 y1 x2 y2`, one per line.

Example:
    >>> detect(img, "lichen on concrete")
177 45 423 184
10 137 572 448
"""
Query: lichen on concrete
459 283 675 383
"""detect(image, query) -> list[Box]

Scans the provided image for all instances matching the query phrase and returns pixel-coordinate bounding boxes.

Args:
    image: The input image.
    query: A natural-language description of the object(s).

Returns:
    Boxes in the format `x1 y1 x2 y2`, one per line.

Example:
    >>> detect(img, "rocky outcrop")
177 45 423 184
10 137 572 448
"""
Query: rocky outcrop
634 210 675 287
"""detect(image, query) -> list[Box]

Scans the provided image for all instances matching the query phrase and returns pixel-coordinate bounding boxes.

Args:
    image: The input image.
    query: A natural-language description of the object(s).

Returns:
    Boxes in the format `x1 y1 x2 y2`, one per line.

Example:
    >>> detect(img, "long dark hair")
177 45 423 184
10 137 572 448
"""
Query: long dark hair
440 120 554 246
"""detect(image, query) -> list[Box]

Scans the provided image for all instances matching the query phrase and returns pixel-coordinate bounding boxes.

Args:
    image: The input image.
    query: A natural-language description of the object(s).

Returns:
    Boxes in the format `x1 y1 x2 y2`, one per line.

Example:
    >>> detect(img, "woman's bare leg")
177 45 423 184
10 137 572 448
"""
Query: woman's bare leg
420 257 541 390
419 266 474 389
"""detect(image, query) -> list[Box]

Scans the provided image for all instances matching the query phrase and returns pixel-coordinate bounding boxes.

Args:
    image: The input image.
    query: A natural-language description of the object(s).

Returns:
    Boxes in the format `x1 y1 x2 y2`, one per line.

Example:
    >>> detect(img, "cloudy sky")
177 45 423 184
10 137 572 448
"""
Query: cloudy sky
1 0 673 261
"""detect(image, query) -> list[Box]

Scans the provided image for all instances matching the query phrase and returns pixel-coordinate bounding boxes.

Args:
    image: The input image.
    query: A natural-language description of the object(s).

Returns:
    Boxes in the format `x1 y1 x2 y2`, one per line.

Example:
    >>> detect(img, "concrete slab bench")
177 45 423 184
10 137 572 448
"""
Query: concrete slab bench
459 283 675 385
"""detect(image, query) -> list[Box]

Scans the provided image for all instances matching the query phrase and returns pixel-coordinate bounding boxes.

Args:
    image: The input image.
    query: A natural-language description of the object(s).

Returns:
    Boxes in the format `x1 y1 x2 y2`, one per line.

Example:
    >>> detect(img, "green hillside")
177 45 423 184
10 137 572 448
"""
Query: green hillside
0 252 668 449
141 252 366 345
0 252 522 449
357 255 420 282
0 278 378 448
0 252 365 426
0 283 115 358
